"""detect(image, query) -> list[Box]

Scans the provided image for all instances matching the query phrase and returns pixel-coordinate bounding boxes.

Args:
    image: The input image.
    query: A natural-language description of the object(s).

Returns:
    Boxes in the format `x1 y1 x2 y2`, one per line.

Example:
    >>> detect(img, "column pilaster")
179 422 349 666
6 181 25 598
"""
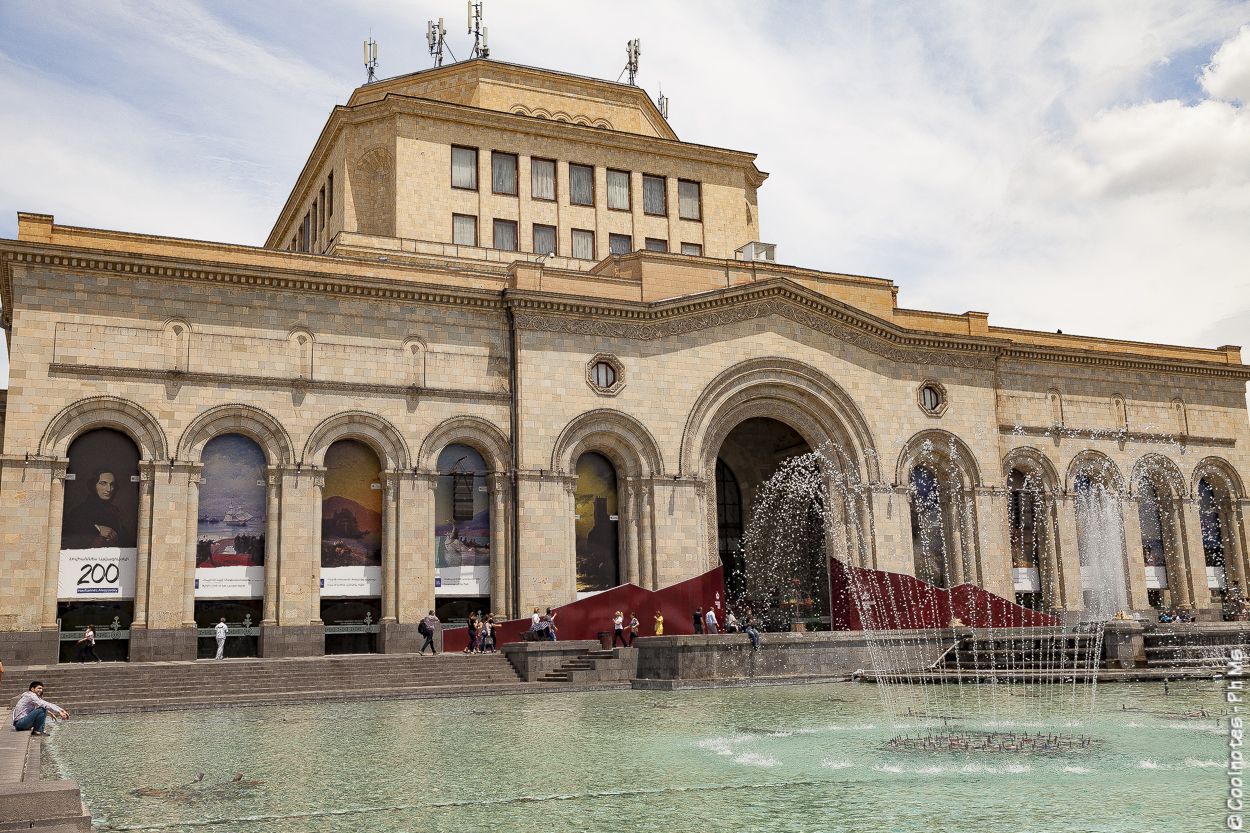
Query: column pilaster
489 473 507 615
131 462 155 629
40 460 69 631
261 468 282 626
181 463 203 629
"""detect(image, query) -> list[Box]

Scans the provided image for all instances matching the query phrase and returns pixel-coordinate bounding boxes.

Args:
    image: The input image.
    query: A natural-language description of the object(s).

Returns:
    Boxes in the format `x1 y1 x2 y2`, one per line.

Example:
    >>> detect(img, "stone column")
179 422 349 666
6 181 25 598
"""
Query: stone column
639 479 654 590
1163 496 1193 609
182 464 203 629
973 486 1012 597
1120 496 1149 611
857 491 877 571
309 471 325 624
1054 494 1084 612
565 476 579 603
381 471 398 624
944 492 966 587
826 479 852 565
40 461 69 631
1181 497 1214 611
489 473 507 614
1222 502 1248 597
1041 493 1065 611
623 480 640 585
131 463 155 629
261 468 282 626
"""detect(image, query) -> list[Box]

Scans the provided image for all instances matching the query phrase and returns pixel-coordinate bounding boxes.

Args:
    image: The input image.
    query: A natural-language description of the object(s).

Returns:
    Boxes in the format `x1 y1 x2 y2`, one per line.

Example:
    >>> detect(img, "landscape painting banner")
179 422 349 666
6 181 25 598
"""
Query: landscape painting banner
60 428 141 600
320 439 383 598
575 451 619 598
434 444 490 597
195 434 266 598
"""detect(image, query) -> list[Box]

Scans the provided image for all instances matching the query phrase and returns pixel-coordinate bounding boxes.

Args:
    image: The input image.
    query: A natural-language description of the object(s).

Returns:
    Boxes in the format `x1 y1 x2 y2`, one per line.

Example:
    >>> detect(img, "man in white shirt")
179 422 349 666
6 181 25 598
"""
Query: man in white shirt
214 618 229 660
705 607 718 635
11 681 69 737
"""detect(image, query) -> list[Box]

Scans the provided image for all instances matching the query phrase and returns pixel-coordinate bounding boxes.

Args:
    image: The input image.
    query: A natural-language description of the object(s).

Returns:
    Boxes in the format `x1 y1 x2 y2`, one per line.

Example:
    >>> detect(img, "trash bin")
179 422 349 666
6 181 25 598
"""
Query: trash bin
597 631 613 650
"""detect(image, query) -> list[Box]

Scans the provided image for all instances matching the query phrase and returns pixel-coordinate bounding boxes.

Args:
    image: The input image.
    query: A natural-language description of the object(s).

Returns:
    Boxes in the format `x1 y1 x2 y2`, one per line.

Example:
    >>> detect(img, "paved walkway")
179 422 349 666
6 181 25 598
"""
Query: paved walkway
0 726 32 783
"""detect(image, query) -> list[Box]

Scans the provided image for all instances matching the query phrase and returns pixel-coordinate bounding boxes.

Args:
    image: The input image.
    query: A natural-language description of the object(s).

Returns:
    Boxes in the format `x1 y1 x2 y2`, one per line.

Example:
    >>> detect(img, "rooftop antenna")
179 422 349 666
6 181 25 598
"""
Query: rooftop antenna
619 39 640 85
468 1 489 59
364 36 378 83
427 18 456 66
657 86 669 119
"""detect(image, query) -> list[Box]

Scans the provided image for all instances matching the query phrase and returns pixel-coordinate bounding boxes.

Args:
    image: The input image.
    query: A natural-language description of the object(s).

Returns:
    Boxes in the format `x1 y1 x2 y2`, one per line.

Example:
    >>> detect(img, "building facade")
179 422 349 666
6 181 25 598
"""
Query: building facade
2 60 1248 664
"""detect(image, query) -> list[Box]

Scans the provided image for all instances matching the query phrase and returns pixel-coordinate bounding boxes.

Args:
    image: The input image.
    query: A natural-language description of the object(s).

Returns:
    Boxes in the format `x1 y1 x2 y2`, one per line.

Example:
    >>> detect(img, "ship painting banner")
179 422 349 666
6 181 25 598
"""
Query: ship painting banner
434 444 490 596
195 434 267 599
59 428 141 600
320 440 383 598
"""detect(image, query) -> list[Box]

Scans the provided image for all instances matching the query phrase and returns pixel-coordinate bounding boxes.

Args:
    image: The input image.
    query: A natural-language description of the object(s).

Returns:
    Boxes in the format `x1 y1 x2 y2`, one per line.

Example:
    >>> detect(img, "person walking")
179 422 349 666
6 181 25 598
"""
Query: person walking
628 612 639 646
546 608 558 641
744 610 761 650
654 610 664 635
482 615 496 653
724 611 739 633
693 607 705 634
214 618 229 660
12 681 69 737
612 611 628 647
705 607 719 635
77 625 101 663
419 610 439 654
463 614 478 654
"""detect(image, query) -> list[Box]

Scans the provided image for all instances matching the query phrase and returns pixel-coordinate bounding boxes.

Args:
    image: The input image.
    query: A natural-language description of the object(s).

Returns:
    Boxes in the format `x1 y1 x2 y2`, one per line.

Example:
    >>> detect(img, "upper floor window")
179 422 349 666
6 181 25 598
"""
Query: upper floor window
645 238 667 252
452 146 478 190
609 234 632 255
643 175 666 216
531 158 556 201
319 187 326 232
569 164 594 206
493 219 517 251
452 214 477 246
327 172 334 216
533 224 556 255
571 228 595 260
681 243 702 256
492 152 518 196
678 180 701 221
606 170 630 211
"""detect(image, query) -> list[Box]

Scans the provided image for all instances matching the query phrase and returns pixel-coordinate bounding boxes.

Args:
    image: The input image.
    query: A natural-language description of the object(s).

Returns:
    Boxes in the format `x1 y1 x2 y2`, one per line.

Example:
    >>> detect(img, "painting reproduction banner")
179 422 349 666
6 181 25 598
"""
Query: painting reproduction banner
58 548 137 599
195 434 267 599
434 444 490 597
321 440 383 598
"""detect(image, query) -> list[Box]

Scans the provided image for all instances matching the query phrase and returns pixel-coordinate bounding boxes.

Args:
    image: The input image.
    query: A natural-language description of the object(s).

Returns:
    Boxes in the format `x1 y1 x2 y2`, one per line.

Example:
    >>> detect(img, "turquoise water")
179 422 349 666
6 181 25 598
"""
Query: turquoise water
43 681 1227 832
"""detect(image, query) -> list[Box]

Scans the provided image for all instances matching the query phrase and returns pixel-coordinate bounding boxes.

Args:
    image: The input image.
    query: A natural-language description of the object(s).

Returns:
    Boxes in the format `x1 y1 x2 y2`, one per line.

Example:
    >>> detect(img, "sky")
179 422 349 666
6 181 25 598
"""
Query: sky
1 1 1249 391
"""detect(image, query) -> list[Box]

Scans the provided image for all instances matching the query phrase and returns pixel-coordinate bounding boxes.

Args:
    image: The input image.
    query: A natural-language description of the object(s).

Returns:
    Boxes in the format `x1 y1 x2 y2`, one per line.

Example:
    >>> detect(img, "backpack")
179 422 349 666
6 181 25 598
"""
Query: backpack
418 620 429 637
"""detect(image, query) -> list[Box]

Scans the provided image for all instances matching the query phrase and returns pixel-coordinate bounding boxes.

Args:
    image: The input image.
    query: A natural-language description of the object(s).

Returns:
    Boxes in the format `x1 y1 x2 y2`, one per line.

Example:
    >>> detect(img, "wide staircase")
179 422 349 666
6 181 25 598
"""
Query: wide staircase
936 630 1102 674
537 647 637 684
1144 624 1250 670
0 653 524 715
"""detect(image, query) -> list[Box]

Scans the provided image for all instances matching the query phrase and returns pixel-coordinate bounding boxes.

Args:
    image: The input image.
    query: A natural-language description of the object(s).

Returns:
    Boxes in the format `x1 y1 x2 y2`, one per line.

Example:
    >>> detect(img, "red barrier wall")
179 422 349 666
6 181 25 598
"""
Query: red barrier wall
829 557 1059 630
442 567 727 652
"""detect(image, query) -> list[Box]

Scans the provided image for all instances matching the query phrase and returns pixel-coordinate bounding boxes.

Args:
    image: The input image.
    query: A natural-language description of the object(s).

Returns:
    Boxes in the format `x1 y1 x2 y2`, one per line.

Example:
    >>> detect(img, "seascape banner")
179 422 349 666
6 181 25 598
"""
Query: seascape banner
195 434 267 598
320 439 383 598
434 444 491 596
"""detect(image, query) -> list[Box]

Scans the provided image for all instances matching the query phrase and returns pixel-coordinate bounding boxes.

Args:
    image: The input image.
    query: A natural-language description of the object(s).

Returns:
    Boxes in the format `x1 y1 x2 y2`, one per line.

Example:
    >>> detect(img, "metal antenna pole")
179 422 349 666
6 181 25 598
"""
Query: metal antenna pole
468 1 489 59
364 37 378 83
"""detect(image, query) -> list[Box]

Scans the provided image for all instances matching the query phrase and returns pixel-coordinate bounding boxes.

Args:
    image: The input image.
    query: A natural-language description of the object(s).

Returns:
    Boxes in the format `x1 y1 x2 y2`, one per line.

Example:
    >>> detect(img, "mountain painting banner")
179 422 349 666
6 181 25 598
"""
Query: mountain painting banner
321 439 383 598
195 434 267 598
434 444 490 597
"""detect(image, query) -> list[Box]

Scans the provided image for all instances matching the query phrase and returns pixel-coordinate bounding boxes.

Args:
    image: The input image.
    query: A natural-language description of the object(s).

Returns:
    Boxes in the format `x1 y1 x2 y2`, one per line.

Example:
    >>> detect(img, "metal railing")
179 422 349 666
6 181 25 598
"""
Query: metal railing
58 616 129 642
324 612 381 635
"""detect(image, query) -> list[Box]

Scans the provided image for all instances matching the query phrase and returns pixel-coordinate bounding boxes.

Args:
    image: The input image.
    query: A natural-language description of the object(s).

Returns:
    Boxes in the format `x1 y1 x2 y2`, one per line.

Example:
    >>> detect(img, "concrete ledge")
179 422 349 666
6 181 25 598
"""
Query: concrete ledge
632 674 853 690
0 780 92 832
259 624 325 658
129 628 196 663
0 631 59 666
501 640 598 681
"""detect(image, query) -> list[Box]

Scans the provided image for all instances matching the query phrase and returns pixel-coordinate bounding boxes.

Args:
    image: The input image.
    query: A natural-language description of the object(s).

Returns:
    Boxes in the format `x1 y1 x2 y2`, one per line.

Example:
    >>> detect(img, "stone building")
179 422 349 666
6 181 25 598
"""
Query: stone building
1 59 1248 664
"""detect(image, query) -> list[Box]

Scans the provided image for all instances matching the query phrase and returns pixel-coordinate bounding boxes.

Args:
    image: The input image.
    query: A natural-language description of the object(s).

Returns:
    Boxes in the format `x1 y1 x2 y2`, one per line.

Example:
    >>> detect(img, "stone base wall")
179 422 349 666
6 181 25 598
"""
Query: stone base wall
378 623 430 654
259 624 325 658
0 631 59 666
501 640 598 681
129 628 196 663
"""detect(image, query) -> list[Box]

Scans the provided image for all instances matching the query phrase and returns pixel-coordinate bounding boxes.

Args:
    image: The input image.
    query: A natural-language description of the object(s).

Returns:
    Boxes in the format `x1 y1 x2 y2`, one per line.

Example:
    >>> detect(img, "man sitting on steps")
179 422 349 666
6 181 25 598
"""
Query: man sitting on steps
12 681 69 737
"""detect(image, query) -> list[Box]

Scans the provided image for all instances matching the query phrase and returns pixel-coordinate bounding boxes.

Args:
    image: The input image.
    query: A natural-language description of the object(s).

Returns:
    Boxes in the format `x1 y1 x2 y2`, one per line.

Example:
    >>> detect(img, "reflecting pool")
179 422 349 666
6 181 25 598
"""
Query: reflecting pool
44 681 1224 832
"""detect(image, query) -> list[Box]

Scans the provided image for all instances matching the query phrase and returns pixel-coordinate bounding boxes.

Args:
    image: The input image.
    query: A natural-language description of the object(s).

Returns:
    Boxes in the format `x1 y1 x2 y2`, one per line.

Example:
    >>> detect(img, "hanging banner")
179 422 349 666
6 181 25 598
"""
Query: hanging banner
320 440 383 598
58 548 137 599
195 434 267 599
434 444 491 597
320 566 382 598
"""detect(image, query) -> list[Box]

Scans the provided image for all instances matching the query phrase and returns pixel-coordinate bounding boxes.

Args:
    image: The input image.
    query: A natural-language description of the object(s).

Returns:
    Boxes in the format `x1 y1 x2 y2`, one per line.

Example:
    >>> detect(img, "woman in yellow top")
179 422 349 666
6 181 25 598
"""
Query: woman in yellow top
653 610 664 635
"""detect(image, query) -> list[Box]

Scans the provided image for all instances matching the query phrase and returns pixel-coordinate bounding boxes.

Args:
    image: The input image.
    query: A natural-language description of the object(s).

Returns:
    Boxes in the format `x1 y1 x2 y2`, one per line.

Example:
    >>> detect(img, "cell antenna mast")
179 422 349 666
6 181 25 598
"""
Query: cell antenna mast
427 18 455 66
364 37 378 83
620 38 640 86
657 87 669 119
468 1 489 59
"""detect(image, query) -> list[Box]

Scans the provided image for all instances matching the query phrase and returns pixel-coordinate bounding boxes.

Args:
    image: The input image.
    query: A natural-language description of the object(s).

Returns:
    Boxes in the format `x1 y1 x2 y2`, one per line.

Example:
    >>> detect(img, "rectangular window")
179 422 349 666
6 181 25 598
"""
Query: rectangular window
492 152 518 195
609 233 632 255
571 229 595 260
569 163 594 206
327 172 334 216
452 146 478 190
645 238 667 252
643 175 666 216
606 169 630 210
681 243 703 256
302 213 310 252
452 214 477 246
678 180 701 220
312 201 318 240
533 224 556 255
319 187 326 233
493 219 518 251
531 158 556 201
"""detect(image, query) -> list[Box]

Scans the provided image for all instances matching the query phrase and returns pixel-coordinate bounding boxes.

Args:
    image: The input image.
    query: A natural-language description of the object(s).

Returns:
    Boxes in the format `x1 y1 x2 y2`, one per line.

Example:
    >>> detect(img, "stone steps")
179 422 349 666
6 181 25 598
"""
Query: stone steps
537 648 637 684
0 653 524 715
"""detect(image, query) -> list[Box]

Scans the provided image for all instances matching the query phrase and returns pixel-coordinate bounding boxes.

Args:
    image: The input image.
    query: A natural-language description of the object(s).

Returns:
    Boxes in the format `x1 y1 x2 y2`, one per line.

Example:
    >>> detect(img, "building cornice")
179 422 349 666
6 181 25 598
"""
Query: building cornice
999 423 1236 449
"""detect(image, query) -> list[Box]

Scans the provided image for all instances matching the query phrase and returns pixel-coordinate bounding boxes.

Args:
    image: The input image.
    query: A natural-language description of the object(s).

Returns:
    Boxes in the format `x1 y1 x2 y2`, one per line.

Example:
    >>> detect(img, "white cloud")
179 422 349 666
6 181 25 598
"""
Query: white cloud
1203 24 1250 101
